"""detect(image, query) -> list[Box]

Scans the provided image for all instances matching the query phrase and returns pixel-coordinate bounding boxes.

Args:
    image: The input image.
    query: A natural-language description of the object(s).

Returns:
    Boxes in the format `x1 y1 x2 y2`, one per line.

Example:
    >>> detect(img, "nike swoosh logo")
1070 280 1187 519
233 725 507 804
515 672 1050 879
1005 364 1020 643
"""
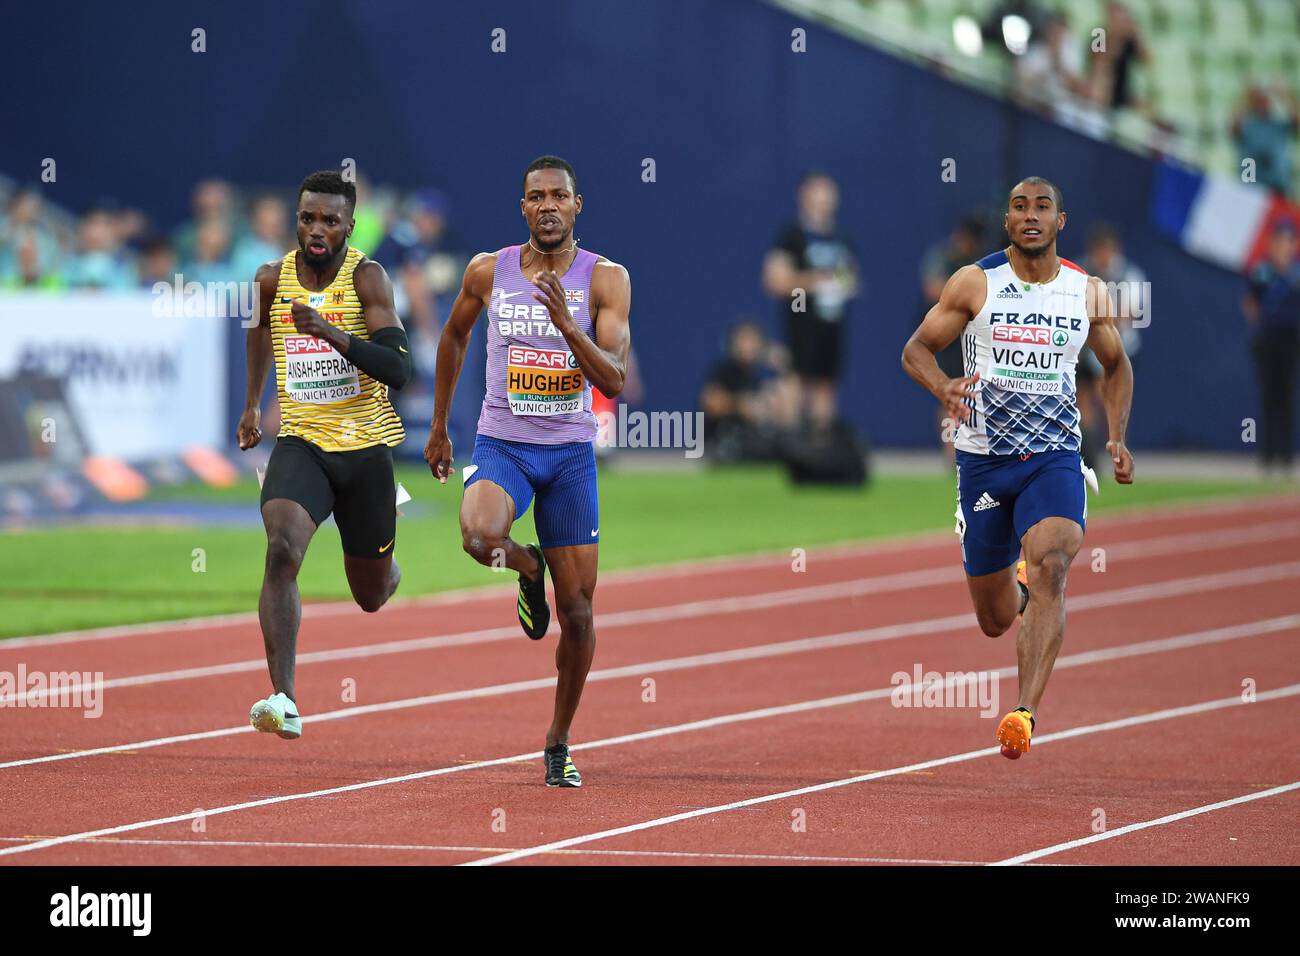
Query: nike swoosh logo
590 529 599 537
378 538 395 553
398 347 408 353
497 289 526 300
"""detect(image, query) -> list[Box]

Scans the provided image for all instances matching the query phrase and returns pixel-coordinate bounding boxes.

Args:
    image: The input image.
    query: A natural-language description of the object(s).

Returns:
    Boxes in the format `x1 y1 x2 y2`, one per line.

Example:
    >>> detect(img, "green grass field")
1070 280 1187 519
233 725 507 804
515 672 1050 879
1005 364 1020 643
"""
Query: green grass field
1 463 1286 639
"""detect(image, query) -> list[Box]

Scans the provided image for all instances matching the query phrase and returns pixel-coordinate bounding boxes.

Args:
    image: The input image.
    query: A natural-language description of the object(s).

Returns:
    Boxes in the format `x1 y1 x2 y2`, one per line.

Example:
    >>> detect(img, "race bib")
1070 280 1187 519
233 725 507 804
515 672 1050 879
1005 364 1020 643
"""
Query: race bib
283 334 361 404
986 326 1067 395
506 345 584 416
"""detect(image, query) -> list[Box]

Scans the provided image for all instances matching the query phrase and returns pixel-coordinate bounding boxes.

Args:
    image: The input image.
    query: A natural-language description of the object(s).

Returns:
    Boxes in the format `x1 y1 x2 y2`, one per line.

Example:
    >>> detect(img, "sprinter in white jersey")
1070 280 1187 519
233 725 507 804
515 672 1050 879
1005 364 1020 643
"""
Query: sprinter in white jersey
902 177 1134 759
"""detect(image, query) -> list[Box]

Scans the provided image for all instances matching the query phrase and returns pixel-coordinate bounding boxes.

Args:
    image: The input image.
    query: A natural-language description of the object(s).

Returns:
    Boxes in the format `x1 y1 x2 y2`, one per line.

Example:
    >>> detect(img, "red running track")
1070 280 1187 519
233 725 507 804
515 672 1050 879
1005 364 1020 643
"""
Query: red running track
0 494 1297 866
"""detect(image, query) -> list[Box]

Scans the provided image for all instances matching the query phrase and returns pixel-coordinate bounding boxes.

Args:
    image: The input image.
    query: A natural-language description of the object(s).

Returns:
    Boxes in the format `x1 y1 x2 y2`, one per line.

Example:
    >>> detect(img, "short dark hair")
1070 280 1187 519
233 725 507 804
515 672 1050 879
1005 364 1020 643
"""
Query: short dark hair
298 170 356 213
523 155 577 194
1010 176 1063 212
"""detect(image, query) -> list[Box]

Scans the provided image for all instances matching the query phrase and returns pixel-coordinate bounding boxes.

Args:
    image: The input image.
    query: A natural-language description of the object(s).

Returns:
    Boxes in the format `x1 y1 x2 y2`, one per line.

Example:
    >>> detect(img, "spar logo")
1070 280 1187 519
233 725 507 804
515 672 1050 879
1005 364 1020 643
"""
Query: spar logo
992 326 1051 346
1051 329 1068 346
284 336 337 356
508 346 575 369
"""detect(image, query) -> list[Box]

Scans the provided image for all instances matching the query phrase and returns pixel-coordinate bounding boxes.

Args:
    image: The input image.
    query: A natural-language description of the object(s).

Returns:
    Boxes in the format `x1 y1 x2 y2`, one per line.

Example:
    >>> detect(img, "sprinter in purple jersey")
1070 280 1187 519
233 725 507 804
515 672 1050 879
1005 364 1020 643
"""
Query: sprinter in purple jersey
425 156 632 787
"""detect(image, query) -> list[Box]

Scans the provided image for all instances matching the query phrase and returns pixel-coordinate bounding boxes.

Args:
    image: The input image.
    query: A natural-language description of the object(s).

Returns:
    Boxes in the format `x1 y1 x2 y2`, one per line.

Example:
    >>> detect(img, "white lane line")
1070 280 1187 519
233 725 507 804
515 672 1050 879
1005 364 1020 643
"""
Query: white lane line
0 835 1053 865
990 782 1300 866
7 517 1299 703
2 559 1296 771
0 532 958 648
0 565 963 702
7 491 1294 648
463 685 1300 866
0 623 1294 858
0 837 1055 868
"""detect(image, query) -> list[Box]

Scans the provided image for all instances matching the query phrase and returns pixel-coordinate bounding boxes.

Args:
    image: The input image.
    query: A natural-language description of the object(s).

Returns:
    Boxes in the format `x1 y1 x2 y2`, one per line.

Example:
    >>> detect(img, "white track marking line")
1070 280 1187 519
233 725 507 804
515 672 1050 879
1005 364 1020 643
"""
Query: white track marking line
0 565 963 700
2 560 1296 770
8 492 1295 647
0 837 1045 868
7 518 1298 703
463 686 1300 866
990 782 1300 866
0 835 1053 865
0 626 1294 858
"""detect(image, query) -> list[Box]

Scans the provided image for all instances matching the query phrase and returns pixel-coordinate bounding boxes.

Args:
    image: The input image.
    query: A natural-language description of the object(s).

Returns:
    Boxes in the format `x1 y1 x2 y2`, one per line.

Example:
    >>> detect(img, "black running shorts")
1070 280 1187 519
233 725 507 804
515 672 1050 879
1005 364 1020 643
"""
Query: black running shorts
260 435 397 559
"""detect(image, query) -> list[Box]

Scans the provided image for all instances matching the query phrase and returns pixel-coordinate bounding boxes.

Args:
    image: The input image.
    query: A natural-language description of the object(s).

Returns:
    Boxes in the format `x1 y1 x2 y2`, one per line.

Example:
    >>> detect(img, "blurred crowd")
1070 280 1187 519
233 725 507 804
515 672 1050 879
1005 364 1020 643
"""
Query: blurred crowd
0 176 466 312
1010 1 1157 140
1009 1 1298 198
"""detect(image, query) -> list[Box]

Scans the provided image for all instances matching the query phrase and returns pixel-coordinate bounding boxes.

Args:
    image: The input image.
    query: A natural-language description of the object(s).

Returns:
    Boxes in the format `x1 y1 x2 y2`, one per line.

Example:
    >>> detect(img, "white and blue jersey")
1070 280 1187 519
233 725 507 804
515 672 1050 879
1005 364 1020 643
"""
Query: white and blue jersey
952 250 1094 576
954 250 1090 457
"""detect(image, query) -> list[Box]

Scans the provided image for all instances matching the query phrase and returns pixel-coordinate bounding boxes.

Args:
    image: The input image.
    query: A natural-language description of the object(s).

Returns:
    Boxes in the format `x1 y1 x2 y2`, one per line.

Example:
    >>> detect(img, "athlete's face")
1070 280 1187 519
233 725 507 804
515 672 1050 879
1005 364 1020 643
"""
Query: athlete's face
297 192 354 268
1005 183 1064 258
521 169 581 252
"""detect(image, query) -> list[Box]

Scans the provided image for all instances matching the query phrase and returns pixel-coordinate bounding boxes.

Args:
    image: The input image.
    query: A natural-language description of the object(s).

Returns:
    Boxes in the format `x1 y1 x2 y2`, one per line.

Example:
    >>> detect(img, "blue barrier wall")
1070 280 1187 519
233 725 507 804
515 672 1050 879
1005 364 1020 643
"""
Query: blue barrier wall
2 0 1268 451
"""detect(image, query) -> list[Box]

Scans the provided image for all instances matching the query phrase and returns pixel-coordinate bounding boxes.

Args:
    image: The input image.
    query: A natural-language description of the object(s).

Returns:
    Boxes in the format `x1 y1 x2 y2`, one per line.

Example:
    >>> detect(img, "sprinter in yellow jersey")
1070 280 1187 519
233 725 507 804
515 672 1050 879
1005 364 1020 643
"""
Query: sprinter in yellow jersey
237 170 412 740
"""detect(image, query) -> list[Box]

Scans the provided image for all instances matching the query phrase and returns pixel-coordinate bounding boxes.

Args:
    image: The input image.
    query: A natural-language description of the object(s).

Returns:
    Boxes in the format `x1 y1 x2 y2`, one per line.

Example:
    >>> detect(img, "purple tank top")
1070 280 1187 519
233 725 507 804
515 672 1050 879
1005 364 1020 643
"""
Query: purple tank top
477 244 600 444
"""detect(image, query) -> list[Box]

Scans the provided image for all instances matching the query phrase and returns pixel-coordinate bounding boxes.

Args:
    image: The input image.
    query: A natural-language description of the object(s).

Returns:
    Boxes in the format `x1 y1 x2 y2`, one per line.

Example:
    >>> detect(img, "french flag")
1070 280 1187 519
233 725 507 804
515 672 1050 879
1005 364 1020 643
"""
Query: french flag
1153 161 1300 271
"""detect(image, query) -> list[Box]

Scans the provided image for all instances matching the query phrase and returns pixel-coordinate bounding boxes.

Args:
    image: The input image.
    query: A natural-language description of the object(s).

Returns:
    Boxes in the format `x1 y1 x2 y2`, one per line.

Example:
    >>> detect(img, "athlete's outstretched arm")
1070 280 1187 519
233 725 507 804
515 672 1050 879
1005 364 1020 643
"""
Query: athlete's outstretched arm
425 252 494 482
901 264 985 423
1085 275 1135 484
237 261 278 450
531 261 631 398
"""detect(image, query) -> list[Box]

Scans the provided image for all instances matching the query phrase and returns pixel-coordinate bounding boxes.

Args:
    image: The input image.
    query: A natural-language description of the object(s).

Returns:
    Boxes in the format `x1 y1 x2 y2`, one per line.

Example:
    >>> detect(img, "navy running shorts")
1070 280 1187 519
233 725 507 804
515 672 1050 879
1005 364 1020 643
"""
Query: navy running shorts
954 449 1087 576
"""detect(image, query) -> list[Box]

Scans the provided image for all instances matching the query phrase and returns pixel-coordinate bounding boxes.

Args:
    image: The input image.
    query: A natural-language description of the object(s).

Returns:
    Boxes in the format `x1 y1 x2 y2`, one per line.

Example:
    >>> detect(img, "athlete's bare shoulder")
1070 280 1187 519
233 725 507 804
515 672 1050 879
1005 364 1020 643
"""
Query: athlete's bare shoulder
460 251 497 298
352 256 389 281
943 263 988 316
353 257 395 303
593 255 629 278
254 257 282 284
592 256 630 299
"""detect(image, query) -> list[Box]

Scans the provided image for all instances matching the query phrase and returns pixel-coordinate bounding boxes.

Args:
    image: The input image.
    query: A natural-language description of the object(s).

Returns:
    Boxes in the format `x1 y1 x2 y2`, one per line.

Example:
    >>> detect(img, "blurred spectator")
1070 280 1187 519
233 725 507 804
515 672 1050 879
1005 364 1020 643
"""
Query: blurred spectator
375 189 465 371
1082 223 1146 362
0 189 63 286
173 179 237 263
1014 13 1102 134
182 219 236 285
1242 223 1300 477
348 174 387 255
66 210 133 290
762 171 859 433
372 189 468 457
1078 223 1147 468
232 195 290 277
136 236 178 288
1232 85 1300 197
919 214 986 465
1091 1 1150 112
699 320 794 463
0 230 65 290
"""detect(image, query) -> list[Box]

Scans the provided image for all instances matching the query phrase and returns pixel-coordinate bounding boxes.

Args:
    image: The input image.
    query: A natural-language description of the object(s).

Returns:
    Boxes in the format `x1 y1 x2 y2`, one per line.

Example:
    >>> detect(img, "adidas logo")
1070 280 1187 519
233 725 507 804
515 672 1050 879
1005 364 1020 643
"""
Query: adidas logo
995 282 1023 299
972 492 1001 512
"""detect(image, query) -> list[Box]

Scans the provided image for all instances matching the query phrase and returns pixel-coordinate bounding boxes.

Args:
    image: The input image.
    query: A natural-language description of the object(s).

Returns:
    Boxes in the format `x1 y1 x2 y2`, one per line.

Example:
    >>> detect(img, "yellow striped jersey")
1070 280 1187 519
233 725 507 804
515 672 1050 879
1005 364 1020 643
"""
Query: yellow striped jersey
269 247 405 451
